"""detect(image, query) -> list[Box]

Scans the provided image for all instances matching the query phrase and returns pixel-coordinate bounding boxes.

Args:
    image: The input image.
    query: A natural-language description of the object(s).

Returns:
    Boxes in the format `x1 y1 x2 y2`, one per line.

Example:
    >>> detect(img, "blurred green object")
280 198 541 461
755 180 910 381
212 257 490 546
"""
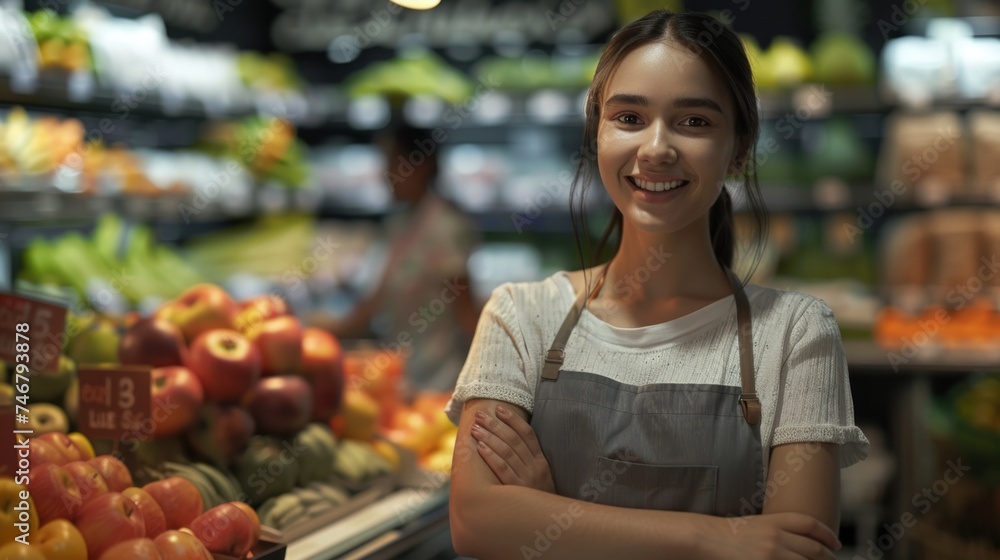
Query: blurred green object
928 374 1000 485
237 52 303 92
802 117 875 184
810 32 876 86
345 51 474 105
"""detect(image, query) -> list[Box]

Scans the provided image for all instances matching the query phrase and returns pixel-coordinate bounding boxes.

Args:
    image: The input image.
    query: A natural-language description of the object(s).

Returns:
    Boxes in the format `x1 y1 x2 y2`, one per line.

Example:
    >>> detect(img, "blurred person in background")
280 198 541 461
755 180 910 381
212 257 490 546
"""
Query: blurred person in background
310 123 481 395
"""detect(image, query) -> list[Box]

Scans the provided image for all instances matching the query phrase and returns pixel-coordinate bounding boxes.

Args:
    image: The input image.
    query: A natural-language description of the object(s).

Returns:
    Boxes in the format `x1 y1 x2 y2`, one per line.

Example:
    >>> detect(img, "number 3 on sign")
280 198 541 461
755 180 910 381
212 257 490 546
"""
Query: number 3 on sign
118 377 134 409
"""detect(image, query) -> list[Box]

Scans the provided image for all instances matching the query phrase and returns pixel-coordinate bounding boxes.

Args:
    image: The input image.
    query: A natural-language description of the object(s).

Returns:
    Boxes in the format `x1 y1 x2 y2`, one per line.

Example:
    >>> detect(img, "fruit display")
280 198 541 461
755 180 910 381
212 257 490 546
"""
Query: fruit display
741 32 876 90
345 52 475 105
182 214 317 281
0 107 84 178
383 393 457 474
237 52 304 93
200 116 310 188
4 426 267 558
18 214 208 307
26 10 91 72
472 52 601 91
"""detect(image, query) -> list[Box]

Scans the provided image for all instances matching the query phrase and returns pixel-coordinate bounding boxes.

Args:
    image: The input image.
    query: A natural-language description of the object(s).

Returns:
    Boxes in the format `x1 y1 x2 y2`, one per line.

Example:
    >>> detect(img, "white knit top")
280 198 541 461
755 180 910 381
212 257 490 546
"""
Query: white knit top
445 271 870 475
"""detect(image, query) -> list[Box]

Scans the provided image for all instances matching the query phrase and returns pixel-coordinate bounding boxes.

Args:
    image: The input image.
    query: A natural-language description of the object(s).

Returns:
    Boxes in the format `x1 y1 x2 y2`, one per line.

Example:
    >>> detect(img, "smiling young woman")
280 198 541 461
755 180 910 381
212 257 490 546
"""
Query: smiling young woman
447 10 869 560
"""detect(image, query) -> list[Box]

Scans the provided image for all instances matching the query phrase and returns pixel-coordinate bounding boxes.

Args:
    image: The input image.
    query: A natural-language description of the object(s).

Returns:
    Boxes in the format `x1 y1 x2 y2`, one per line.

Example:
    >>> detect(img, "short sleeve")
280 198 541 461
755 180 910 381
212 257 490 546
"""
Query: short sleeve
445 285 534 425
771 299 870 468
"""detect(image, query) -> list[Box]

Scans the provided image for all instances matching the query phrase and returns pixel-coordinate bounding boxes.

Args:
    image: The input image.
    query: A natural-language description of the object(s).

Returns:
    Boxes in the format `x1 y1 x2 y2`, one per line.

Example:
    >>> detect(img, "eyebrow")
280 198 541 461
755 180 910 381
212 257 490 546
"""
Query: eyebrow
604 93 724 114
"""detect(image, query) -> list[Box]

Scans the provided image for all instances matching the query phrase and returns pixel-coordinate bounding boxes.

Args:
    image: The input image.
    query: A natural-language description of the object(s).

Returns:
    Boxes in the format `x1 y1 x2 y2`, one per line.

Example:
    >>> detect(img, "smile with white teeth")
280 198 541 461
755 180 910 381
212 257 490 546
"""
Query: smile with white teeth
628 177 689 192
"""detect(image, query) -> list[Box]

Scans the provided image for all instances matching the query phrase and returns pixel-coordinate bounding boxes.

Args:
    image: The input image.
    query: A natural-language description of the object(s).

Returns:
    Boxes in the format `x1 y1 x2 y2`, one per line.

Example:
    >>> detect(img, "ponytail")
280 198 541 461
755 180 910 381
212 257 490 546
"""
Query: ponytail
709 188 735 269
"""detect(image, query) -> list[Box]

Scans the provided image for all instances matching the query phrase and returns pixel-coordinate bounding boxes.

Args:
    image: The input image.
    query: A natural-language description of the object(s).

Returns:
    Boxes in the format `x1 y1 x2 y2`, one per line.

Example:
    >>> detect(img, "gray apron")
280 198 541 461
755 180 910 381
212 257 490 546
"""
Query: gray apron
529 270 764 515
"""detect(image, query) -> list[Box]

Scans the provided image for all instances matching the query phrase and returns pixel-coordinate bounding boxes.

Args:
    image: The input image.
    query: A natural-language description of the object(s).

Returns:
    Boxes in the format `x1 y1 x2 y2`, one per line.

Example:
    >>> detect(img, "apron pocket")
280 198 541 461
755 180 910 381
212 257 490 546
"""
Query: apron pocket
592 457 718 513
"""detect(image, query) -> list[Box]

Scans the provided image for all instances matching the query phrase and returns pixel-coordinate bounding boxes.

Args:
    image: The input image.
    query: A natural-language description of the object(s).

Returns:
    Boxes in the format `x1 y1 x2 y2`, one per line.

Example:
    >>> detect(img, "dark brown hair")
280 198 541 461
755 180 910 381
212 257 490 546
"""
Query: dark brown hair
570 10 768 286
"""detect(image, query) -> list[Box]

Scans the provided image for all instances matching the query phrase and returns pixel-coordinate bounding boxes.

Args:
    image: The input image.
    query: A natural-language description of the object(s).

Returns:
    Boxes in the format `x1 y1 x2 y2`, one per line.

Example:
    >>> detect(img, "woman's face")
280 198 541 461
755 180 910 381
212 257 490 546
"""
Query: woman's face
597 40 741 236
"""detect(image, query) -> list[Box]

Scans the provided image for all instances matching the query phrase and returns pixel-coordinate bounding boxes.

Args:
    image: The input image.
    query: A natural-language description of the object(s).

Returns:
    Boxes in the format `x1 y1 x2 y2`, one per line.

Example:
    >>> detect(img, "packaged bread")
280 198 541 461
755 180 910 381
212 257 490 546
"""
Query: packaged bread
877 111 967 204
969 109 1000 200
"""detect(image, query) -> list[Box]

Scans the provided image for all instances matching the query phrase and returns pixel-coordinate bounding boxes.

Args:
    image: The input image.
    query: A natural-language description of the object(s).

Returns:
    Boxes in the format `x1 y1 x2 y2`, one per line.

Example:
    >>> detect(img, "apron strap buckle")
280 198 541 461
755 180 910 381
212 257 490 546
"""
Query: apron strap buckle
541 349 564 380
740 393 761 426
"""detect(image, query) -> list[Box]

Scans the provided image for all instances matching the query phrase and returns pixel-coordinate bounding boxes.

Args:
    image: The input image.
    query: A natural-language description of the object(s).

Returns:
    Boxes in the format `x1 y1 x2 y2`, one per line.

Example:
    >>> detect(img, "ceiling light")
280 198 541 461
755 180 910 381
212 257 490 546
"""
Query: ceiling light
389 0 441 9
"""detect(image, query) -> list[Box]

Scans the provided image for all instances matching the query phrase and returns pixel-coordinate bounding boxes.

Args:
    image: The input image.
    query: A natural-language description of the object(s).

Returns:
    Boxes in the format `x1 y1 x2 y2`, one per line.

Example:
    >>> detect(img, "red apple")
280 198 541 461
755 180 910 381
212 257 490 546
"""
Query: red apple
301 328 346 422
75 492 146 559
143 477 203 531
187 329 261 403
27 463 84 524
235 294 290 333
122 487 167 538
100 538 163 560
37 432 86 463
245 315 303 375
89 456 133 492
243 375 313 437
35 518 88 560
185 404 255 469
63 461 109 505
231 501 261 545
155 284 237 343
188 502 256 558
119 317 190 368
153 530 213 560
29 437 68 468
149 366 204 437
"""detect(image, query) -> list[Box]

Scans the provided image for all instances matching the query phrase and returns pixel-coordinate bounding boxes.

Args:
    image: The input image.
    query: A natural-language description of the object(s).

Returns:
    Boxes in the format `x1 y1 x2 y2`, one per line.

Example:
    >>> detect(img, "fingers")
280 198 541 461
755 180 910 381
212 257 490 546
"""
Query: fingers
780 533 839 560
474 409 535 468
495 405 545 459
473 432 521 485
471 417 528 482
781 513 841 552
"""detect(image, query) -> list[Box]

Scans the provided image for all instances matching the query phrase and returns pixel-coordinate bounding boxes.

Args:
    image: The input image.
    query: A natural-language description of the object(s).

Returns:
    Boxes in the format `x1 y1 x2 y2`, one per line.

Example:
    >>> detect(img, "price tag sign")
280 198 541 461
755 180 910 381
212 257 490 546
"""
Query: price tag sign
0 406 17 478
0 293 68 374
77 366 152 442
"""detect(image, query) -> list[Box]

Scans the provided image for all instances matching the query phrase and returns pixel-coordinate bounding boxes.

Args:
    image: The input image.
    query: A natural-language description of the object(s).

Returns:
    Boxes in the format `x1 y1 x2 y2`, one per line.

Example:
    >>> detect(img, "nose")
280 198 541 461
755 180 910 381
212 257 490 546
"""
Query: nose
636 121 677 165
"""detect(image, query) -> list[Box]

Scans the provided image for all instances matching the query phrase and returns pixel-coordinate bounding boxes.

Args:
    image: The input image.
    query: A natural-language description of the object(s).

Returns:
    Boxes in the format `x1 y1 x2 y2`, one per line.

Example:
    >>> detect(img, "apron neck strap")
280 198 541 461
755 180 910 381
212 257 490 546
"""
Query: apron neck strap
540 279 590 381
542 267 760 426
728 270 760 426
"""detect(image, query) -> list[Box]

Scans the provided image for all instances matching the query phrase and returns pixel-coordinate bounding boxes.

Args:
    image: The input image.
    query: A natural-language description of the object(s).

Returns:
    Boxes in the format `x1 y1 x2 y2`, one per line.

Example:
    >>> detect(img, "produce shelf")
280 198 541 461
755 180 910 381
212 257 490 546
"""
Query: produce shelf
285 485 450 560
844 339 1000 373
0 72 260 121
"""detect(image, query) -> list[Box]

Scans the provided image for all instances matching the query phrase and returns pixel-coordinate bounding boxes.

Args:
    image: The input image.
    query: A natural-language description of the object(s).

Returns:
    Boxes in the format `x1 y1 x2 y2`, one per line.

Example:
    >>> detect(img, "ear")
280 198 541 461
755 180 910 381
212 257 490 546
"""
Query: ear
728 141 750 174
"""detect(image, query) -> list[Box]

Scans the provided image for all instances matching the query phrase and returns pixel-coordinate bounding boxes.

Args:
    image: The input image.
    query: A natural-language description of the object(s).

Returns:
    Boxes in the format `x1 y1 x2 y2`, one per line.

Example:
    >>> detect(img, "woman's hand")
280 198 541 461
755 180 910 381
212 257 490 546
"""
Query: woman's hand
697 512 842 560
470 405 556 494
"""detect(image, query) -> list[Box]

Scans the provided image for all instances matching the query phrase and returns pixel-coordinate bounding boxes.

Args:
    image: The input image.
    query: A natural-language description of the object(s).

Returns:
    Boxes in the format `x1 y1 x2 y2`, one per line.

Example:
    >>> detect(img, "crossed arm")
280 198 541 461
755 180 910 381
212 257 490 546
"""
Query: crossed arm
449 398 842 560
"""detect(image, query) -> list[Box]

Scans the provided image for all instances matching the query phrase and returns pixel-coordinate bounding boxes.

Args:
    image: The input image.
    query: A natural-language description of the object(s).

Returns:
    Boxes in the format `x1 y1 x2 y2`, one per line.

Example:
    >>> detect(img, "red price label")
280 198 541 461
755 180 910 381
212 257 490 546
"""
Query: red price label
0 293 68 374
77 367 152 442
0 406 16 478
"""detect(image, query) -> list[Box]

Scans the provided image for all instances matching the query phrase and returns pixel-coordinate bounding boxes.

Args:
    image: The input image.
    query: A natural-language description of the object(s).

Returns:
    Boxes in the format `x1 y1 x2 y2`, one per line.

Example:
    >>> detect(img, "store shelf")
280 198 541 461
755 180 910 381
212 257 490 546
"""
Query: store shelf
845 339 1000 373
0 71 263 120
285 486 450 560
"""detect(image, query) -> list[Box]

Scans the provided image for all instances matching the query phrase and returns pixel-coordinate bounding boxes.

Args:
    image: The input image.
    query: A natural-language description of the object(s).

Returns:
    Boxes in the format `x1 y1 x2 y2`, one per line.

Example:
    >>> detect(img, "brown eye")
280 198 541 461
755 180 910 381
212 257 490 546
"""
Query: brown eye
683 117 709 127
617 114 640 125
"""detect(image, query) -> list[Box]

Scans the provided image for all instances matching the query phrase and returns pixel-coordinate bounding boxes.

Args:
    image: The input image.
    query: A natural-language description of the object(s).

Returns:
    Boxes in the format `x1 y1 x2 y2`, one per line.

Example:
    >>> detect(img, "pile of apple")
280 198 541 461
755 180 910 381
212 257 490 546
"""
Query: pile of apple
4 432 262 559
113 284 345 466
